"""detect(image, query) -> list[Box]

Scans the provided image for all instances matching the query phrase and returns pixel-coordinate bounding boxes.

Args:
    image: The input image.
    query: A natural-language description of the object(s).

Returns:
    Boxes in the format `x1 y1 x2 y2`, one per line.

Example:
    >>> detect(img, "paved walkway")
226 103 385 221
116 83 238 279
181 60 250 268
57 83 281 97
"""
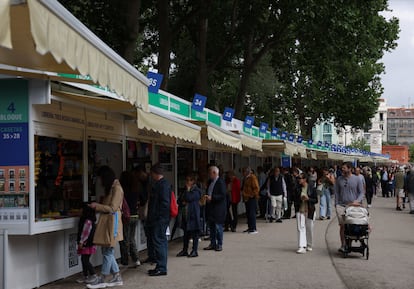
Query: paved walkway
41 196 414 289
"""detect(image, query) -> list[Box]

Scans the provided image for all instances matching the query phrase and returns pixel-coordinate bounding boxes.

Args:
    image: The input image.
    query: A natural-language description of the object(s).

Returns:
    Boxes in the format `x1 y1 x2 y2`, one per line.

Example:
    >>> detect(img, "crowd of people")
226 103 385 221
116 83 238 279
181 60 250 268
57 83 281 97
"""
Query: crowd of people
75 161 414 288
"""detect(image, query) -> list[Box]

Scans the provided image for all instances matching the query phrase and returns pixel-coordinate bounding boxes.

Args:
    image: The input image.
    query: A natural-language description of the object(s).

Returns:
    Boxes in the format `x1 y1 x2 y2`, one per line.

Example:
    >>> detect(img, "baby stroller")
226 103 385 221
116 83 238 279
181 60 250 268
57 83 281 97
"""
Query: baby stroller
342 206 370 260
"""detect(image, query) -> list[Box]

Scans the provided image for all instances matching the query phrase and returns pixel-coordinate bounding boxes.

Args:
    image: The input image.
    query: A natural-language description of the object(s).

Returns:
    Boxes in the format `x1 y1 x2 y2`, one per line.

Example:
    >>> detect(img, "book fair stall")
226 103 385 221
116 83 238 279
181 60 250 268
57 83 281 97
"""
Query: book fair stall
0 2 392 289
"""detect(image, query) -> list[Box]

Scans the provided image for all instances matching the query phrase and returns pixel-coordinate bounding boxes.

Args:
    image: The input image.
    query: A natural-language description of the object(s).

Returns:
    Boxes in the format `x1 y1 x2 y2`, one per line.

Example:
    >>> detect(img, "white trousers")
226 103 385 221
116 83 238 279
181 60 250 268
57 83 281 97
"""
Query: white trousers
270 195 283 219
296 211 315 248
408 192 414 212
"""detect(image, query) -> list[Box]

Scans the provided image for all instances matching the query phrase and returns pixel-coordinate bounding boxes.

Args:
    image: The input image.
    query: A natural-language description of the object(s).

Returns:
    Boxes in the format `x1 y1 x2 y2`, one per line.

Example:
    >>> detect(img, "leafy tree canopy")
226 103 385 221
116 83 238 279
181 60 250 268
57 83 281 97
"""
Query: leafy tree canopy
59 0 399 139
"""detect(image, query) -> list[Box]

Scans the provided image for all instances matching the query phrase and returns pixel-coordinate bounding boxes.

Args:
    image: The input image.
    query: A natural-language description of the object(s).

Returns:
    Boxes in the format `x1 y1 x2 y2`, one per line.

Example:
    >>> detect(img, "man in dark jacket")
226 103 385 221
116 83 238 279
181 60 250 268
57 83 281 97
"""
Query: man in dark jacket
203 166 227 251
147 163 170 276
267 167 287 223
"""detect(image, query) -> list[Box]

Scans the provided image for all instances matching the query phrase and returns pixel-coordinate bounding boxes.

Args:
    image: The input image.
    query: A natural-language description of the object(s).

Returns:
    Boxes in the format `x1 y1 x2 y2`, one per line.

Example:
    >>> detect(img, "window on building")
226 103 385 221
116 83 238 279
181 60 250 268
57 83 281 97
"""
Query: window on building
323 123 332 133
323 135 332 143
380 113 383 121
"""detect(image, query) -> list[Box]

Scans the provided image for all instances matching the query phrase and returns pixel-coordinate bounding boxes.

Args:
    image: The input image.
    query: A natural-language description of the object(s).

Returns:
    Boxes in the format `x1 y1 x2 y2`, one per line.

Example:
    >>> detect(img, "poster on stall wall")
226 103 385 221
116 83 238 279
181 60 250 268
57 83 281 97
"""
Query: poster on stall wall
281 154 291 169
0 79 30 221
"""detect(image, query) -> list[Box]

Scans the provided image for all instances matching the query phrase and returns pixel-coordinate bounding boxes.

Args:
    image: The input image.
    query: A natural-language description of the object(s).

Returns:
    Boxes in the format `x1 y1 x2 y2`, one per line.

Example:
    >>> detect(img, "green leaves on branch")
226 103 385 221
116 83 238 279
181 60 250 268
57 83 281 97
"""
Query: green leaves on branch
59 0 399 138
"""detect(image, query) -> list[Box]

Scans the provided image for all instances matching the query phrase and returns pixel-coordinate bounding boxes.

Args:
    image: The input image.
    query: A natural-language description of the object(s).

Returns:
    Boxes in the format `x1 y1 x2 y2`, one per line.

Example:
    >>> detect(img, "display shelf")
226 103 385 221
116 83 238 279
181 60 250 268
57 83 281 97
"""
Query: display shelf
35 135 84 222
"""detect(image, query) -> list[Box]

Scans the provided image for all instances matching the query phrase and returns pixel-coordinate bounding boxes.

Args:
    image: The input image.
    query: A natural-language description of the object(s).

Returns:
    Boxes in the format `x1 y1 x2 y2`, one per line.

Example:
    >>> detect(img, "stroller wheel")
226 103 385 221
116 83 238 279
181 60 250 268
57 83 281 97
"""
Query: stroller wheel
343 245 349 258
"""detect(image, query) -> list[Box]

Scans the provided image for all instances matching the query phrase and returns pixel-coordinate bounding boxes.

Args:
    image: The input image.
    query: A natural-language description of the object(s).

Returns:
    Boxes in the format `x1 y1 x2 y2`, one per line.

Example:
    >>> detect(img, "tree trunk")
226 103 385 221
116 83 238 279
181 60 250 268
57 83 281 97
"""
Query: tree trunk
116 0 141 64
157 0 172 90
234 34 254 120
194 3 209 96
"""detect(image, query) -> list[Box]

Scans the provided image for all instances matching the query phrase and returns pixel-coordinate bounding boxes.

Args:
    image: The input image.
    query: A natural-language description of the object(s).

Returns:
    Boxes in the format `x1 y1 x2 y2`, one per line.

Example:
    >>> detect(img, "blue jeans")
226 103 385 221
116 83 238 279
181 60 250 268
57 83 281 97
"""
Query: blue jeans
319 188 331 218
144 223 156 261
209 222 223 247
101 247 119 276
152 222 168 272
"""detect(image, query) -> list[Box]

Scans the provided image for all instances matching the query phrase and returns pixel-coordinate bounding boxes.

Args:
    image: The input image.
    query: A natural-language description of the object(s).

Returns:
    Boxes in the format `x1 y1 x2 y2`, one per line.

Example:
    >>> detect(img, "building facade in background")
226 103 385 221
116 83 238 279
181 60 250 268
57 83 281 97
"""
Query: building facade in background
387 107 414 144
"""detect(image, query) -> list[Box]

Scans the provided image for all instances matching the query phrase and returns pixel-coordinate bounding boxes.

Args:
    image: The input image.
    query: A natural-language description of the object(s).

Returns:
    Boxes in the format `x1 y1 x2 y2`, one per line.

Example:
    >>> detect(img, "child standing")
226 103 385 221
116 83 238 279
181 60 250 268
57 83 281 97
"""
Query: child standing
176 173 202 257
76 202 98 284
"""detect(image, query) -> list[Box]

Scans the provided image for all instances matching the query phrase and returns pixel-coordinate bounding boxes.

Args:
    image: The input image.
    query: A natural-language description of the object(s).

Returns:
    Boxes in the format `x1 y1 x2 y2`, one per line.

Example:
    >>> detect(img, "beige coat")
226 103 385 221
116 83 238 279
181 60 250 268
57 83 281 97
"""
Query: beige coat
93 180 124 247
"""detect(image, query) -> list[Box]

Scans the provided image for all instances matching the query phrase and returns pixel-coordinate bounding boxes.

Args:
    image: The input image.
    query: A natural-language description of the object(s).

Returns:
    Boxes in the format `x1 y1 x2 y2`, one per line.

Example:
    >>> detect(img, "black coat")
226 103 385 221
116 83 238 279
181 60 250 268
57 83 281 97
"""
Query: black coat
184 185 202 231
293 183 318 219
147 177 171 227
206 177 227 224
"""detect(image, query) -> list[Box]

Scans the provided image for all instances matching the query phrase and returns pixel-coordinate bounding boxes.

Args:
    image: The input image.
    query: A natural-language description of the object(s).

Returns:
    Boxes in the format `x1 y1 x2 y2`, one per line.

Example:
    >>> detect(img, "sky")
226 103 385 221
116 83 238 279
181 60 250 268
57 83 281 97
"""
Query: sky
381 0 414 108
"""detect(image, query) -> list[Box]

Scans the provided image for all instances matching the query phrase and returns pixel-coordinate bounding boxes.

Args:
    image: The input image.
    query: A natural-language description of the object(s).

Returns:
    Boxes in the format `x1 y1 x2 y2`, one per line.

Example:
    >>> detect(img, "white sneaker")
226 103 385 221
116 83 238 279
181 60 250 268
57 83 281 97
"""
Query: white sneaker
85 275 98 284
306 246 313 252
86 275 107 289
338 246 346 253
135 260 141 266
248 230 258 234
106 273 123 287
296 247 306 254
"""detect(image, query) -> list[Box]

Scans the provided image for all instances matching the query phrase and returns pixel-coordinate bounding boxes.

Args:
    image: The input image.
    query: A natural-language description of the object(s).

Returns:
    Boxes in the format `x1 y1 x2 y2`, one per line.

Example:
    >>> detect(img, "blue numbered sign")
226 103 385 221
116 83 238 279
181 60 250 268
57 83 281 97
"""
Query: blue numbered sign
259 122 268 133
147 72 163 93
271 127 279 137
288 134 295 142
192 93 207 112
222 107 235 121
280 131 288 140
244 116 254 129
297 136 303 143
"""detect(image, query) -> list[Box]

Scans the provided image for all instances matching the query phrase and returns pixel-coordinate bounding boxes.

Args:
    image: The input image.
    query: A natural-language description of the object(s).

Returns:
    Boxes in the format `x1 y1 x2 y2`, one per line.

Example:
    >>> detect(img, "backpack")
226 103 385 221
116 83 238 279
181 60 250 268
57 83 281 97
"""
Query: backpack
121 197 131 224
170 191 178 218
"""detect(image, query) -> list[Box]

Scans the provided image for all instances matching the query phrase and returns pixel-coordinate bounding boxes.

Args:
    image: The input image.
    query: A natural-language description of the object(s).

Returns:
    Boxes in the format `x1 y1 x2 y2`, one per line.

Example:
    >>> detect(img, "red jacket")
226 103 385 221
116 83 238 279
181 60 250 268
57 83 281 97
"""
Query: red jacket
230 177 241 204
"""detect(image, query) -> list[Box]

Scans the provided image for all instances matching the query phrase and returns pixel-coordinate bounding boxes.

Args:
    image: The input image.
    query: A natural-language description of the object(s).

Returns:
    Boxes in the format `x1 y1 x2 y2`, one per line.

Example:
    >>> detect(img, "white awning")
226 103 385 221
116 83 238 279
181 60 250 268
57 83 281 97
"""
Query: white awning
307 150 317 160
262 140 287 156
358 156 373 163
296 145 307 159
240 134 262 151
191 121 242 151
137 109 201 145
0 0 149 110
206 125 242 151
284 142 297 156
327 152 344 161
0 2 11 49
